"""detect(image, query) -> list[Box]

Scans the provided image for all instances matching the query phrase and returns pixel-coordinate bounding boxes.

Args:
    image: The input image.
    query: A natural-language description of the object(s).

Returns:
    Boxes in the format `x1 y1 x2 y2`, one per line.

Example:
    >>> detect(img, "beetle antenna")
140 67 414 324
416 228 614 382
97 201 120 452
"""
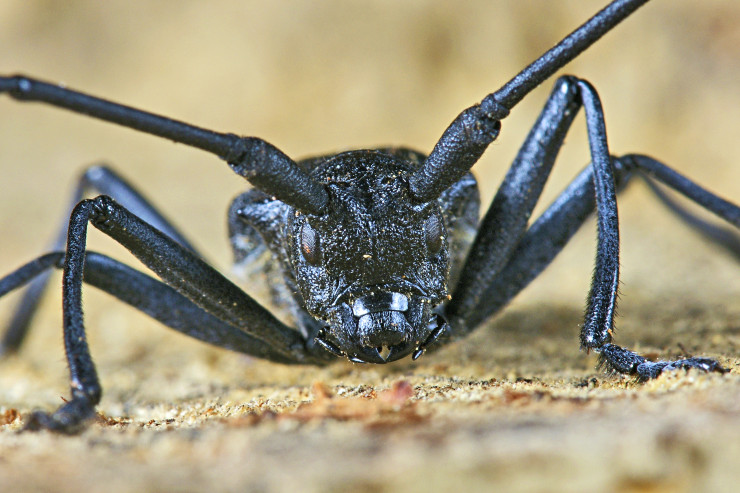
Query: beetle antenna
409 0 650 203
0 76 328 215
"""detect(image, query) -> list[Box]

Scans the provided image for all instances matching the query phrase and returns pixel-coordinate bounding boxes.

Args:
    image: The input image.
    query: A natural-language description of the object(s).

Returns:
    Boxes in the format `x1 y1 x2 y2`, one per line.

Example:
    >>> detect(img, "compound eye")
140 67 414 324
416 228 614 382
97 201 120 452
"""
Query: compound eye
424 214 443 255
300 221 322 265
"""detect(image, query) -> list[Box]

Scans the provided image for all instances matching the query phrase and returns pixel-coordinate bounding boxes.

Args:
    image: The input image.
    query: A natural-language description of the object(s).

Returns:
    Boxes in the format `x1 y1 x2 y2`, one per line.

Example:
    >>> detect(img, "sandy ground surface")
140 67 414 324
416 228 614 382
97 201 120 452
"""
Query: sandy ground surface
1 1 739 492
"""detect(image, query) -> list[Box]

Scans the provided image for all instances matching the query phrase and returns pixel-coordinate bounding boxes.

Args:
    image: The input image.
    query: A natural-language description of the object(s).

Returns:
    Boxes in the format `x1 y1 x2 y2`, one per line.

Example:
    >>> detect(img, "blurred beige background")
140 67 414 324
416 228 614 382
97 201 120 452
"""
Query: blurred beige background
0 1 739 492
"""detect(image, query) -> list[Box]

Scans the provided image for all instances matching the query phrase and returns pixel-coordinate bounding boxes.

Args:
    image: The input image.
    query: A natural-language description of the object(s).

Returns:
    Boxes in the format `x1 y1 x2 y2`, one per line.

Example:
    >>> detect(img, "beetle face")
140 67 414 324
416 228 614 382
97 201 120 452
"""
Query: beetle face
287 151 449 363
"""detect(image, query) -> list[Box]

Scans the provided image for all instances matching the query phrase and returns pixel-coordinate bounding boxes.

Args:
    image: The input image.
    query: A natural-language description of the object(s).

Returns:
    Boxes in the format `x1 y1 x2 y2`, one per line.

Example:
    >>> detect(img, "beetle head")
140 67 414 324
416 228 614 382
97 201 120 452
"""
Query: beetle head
287 150 450 363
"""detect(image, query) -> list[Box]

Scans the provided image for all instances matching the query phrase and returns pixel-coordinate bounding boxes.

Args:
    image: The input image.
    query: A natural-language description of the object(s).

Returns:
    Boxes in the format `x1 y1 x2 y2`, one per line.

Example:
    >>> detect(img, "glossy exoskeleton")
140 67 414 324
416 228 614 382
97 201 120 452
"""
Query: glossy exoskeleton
0 0 738 433
230 148 478 364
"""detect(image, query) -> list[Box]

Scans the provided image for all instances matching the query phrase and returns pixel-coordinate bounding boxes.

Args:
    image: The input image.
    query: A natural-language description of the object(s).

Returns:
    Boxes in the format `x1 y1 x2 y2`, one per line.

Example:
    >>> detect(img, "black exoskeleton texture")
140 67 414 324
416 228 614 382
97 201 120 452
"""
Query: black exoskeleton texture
1 0 738 433
230 148 479 364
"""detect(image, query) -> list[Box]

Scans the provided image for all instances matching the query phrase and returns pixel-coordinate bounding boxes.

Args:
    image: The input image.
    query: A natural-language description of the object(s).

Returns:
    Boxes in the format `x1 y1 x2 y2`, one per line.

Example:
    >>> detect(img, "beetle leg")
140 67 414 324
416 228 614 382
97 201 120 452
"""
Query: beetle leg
1 164 199 355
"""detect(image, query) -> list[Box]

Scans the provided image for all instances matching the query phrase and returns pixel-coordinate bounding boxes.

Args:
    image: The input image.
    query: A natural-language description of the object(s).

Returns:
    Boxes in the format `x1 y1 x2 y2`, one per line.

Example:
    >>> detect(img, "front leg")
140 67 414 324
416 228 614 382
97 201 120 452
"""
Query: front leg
599 345 727 381
457 154 735 380
447 76 582 323
448 78 737 379
23 195 328 433
1 164 199 355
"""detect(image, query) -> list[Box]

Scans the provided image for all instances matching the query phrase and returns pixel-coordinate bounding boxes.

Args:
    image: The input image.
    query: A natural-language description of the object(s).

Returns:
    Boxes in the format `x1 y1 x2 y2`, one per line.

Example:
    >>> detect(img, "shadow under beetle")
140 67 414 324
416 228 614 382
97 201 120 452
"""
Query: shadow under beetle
1 0 739 433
